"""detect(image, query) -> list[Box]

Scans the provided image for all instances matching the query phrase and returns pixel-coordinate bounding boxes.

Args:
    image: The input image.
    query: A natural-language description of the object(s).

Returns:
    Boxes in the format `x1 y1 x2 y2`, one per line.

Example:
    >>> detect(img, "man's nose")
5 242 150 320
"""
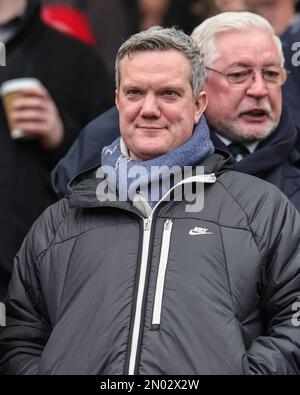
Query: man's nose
246 71 269 98
140 93 160 117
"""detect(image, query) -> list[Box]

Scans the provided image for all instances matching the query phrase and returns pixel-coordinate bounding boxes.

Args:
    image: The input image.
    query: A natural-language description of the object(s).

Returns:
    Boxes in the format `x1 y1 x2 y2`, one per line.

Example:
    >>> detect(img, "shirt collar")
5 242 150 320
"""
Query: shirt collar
120 138 130 157
215 133 259 154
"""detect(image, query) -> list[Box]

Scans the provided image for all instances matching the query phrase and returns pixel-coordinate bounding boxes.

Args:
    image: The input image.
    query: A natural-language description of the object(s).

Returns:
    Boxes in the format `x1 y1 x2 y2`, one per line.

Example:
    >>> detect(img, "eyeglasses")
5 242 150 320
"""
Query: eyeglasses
205 66 288 88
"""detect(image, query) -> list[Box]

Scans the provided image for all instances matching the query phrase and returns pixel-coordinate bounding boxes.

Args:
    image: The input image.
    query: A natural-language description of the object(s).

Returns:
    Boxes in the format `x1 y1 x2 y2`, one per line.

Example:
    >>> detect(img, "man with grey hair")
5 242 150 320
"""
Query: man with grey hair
1 26 300 375
245 0 300 131
191 11 300 211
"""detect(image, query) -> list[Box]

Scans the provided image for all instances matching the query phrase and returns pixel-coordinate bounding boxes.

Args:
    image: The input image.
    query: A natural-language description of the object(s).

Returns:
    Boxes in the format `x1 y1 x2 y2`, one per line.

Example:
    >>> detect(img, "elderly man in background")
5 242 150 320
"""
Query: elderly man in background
191 11 300 210
245 0 300 134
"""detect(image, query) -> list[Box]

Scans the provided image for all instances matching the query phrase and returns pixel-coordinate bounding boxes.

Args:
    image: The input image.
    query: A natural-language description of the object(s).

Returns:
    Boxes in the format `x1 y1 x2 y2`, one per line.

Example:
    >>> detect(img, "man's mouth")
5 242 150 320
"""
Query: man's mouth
138 126 165 131
240 109 269 120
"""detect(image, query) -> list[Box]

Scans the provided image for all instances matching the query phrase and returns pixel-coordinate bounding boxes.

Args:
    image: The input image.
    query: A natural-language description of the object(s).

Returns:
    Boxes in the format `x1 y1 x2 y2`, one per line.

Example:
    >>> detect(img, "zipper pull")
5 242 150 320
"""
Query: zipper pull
164 219 172 230
210 173 217 182
144 218 152 231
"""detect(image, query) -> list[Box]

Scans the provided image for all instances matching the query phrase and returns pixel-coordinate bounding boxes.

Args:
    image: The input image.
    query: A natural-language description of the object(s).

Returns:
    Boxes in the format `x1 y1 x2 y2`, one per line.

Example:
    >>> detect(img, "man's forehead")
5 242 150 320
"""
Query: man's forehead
118 50 192 82
120 49 189 64
214 29 280 65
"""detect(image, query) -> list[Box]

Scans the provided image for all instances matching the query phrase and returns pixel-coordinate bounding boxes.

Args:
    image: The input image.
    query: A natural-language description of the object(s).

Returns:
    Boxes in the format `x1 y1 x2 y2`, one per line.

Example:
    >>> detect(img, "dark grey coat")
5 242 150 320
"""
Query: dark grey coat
1 152 300 375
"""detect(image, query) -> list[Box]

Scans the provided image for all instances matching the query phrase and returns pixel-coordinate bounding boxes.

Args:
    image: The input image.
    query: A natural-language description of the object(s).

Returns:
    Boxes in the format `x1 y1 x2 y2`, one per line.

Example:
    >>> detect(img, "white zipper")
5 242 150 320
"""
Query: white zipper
152 219 173 330
127 173 217 374
151 173 217 212
128 217 152 375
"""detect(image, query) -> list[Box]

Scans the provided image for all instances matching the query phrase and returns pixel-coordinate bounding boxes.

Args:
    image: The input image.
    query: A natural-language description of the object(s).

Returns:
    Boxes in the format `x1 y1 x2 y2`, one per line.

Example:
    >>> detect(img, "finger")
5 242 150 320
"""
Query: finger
20 85 49 98
11 109 48 123
12 121 49 136
12 97 48 111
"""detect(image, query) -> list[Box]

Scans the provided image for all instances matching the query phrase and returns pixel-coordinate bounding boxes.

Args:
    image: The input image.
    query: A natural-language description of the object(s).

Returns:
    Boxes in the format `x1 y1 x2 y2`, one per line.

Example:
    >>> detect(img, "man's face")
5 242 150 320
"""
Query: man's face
116 50 207 161
204 29 283 143
0 0 26 10
214 0 246 12
0 0 27 24
245 0 275 12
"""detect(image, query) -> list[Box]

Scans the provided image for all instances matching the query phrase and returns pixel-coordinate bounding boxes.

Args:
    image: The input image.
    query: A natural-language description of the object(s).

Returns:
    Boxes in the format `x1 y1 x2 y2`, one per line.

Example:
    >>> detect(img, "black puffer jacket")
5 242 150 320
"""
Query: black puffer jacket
1 152 300 375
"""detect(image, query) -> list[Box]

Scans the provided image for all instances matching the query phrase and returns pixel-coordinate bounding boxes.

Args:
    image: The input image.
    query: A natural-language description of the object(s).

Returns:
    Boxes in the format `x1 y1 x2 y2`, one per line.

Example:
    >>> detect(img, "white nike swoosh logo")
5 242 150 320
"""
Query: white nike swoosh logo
189 229 213 236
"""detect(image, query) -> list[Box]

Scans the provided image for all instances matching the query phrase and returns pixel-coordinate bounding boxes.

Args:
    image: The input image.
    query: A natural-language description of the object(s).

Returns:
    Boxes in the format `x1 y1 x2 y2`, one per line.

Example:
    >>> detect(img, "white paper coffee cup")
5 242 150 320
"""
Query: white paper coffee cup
0 78 42 140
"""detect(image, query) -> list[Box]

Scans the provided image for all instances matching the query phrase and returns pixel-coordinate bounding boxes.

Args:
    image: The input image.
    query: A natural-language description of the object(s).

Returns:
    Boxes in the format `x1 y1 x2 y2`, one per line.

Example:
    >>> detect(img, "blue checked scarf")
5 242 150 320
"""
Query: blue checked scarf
101 116 214 207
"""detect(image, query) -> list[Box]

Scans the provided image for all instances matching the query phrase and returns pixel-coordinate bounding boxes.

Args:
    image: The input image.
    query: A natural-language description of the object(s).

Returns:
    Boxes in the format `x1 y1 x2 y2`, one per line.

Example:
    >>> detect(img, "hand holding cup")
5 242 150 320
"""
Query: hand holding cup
1 78 64 149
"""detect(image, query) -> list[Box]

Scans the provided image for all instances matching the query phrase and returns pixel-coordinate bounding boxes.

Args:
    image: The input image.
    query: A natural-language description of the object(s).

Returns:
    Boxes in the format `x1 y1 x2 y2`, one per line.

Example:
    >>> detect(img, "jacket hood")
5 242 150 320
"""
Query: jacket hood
68 150 233 209
210 104 300 178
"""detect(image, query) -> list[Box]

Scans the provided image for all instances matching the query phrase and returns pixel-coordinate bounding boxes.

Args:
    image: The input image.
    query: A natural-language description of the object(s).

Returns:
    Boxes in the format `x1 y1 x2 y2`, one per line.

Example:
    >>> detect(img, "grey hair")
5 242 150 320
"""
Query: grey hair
115 26 205 97
191 12 285 72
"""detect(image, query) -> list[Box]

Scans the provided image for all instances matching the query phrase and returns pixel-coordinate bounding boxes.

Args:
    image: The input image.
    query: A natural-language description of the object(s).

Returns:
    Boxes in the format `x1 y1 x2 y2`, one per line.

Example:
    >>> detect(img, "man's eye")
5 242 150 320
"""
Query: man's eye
162 90 178 97
263 70 280 80
127 90 142 97
228 69 252 82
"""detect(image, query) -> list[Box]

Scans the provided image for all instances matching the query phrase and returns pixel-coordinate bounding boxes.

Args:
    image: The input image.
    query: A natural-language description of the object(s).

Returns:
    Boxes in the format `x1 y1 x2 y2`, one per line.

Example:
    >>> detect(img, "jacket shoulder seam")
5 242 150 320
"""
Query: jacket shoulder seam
288 184 300 199
216 179 265 252
36 200 71 260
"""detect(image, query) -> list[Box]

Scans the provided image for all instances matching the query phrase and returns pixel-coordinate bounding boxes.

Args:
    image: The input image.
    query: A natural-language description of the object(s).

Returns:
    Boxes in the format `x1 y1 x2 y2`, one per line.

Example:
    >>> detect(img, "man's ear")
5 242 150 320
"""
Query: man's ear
194 91 208 124
115 90 120 111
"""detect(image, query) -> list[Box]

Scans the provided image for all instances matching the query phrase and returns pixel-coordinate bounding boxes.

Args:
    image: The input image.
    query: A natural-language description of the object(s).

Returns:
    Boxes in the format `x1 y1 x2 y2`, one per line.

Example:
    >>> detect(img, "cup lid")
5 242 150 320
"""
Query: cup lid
0 78 41 96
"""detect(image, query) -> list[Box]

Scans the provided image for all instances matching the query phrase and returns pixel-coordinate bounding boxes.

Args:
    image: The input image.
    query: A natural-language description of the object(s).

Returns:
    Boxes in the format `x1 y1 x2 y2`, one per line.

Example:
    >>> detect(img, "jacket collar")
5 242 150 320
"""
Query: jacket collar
68 150 233 210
